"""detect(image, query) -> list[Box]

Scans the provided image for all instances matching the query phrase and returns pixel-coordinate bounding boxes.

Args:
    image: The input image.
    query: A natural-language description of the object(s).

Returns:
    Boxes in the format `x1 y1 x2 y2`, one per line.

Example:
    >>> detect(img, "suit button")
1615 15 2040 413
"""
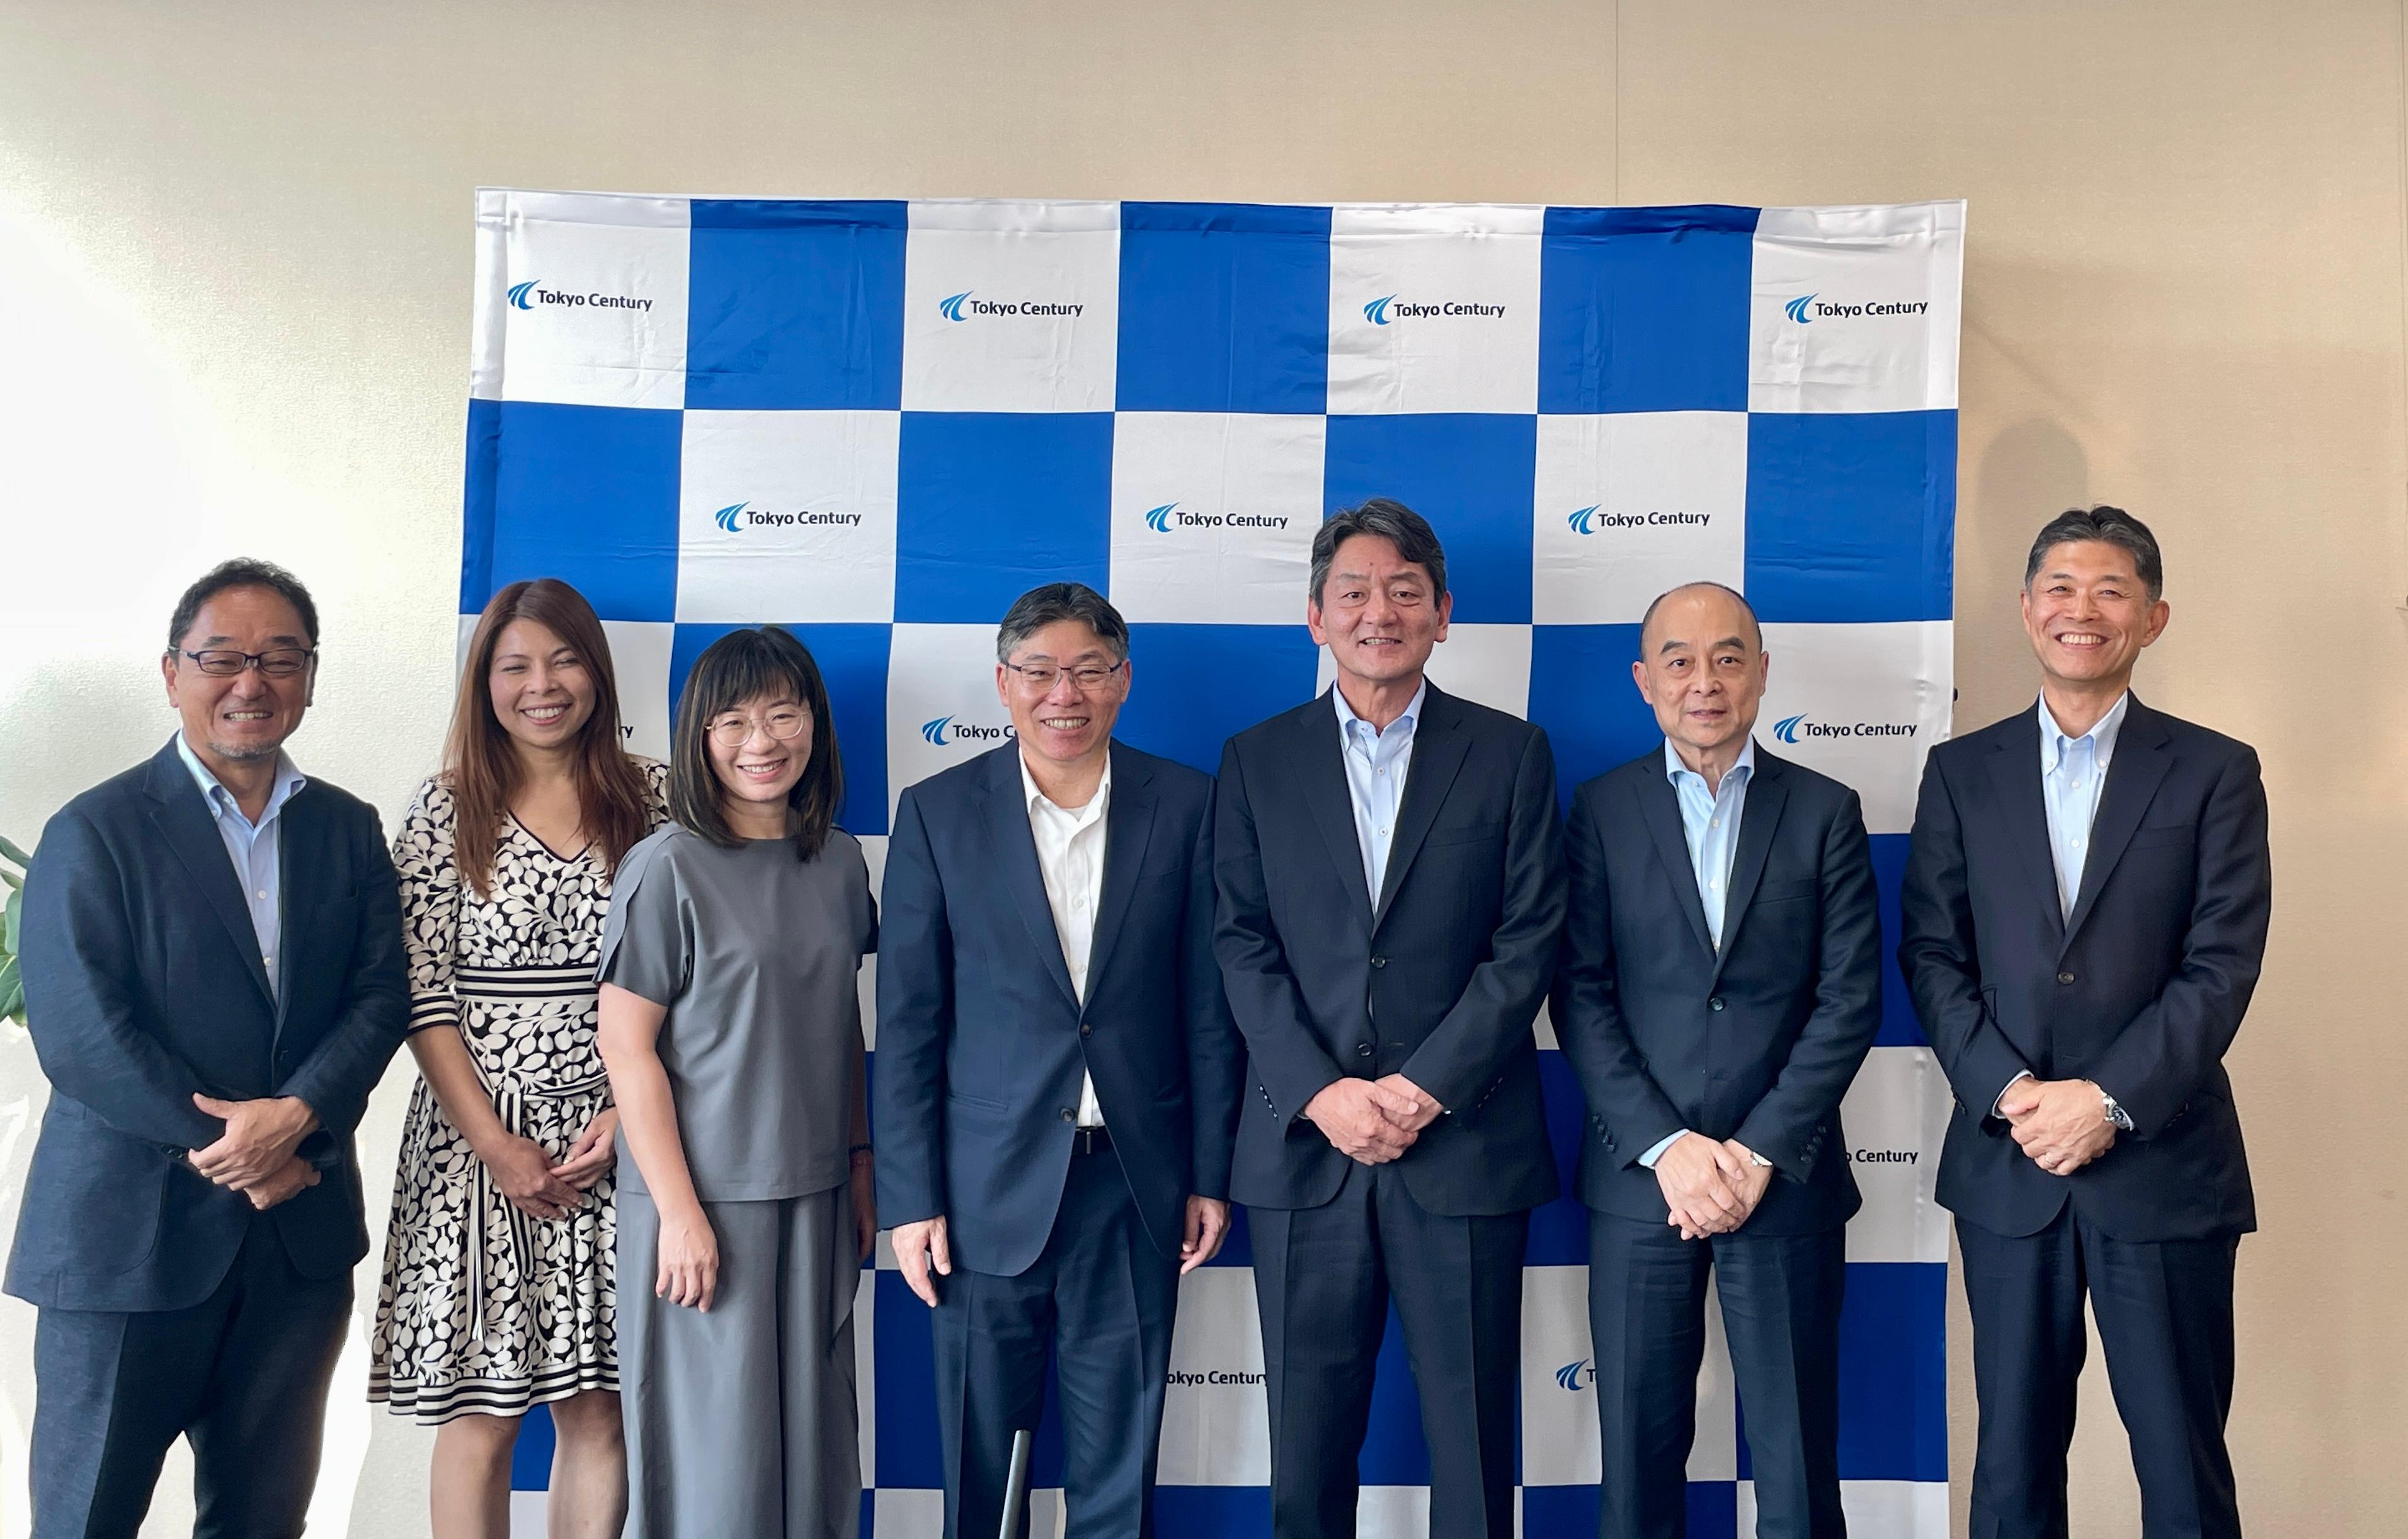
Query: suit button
1080 1023 1093 1037
2057 971 2076 985
1059 1108 1075 1122
1708 997 1726 1012
1371 956 1388 968
1357 1043 1375 1058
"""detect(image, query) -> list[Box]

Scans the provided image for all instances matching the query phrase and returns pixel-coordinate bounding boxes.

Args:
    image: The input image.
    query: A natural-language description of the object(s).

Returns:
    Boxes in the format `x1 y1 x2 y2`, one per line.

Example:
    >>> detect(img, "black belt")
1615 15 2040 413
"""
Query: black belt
1071 1125 1112 1155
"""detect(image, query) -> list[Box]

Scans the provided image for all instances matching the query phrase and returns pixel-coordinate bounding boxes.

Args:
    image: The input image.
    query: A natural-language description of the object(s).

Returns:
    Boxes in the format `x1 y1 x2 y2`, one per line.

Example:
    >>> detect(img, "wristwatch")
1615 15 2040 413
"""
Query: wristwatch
2095 1085 2133 1133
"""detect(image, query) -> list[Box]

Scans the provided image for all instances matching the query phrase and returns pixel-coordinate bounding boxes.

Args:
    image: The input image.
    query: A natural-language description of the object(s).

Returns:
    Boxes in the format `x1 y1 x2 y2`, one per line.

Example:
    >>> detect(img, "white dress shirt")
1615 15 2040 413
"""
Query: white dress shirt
1332 679 1426 904
1021 753 1110 1128
174 732 306 1000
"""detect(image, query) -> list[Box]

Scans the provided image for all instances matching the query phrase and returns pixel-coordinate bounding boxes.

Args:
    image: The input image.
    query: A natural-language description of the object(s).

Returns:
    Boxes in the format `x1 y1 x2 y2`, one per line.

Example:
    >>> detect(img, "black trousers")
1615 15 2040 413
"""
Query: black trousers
932 1138 1180 1539
30 1220 352 1539
1587 1212 1846 1539
1956 1210 2242 1539
1250 1160 1529 1539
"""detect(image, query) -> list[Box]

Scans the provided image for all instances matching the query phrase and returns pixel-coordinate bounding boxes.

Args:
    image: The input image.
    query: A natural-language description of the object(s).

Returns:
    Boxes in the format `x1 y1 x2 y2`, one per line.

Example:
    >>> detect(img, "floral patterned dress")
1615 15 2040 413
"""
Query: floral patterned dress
368 763 668 1423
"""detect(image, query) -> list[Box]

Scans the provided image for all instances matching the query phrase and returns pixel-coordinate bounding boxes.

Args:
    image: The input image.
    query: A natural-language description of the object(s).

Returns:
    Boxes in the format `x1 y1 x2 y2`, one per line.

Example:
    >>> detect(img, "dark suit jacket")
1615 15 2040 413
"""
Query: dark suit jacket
875 741 1241 1278
7 739 409 1312
1213 683 1565 1216
1555 745 1883 1235
1899 696 2269 1242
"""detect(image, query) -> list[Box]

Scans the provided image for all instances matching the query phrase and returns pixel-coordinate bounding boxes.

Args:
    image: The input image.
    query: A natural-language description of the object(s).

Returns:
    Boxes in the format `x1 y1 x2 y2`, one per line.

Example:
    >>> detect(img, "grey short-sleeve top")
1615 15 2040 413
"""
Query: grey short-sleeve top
597 823 876 1203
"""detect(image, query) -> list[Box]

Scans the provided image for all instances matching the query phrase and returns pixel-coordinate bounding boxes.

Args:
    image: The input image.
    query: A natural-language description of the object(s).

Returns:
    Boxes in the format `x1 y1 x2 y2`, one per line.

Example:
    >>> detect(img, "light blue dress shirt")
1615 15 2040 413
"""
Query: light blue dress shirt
1639 738 1759 1170
1332 678 1425 905
174 733 307 1000
2038 691 2129 920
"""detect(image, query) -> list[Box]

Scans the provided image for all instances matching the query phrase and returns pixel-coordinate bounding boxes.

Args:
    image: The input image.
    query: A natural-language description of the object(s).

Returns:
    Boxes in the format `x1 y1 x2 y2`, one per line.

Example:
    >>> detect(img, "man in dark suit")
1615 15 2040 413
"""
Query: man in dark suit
9 559 409 1539
1900 507 2271 1539
1214 499 1565 1539
1555 581 1882 1539
878 582 1242 1539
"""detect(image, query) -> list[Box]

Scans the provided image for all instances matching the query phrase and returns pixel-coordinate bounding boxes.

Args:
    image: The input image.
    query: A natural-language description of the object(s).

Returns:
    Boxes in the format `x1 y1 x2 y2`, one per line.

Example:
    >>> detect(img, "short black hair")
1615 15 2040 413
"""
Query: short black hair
2024 505 2164 601
996 583 1129 664
1310 498 1448 605
165 558 319 655
1638 581 1762 654
668 626 845 860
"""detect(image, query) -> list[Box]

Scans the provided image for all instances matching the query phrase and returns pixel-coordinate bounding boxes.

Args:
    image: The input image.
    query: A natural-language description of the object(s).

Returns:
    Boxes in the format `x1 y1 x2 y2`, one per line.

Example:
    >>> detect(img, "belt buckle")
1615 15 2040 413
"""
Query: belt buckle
1075 1125 1105 1156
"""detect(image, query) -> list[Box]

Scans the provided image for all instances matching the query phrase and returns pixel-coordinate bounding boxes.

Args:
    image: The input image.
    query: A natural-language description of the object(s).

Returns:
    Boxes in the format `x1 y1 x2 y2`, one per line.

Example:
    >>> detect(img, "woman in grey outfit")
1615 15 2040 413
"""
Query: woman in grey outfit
595 626 877 1538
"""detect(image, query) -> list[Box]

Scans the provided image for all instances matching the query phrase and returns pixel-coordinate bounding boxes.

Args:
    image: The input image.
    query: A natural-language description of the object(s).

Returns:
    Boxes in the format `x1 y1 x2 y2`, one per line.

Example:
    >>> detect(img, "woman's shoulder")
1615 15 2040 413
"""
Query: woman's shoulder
819 826 870 877
399 772 457 835
616 820 703 885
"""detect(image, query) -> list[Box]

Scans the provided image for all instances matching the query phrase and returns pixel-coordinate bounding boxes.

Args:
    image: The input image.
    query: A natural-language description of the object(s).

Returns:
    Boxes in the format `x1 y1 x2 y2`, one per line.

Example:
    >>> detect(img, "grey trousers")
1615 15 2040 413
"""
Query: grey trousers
619 1182 860 1539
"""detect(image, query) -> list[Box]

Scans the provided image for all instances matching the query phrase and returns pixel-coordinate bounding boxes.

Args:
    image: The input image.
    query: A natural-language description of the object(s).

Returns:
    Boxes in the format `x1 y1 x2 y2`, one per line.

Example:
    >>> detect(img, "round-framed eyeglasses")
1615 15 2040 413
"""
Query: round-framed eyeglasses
707 707 810 748
1000 659 1128 694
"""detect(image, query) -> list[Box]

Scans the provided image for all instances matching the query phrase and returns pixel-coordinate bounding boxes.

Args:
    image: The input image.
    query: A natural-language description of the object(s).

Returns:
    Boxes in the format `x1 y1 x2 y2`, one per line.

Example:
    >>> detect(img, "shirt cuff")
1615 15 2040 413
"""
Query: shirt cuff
1992 1070 2035 1119
1637 1130 1689 1169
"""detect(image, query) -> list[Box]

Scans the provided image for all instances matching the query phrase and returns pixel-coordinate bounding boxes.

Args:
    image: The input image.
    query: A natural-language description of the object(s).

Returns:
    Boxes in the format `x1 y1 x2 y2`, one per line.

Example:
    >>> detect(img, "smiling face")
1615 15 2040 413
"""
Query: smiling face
1308 533 1452 694
997 619 1128 774
1631 585 1768 761
705 688 812 817
2020 539 2169 694
161 585 315 766
487 617 596 755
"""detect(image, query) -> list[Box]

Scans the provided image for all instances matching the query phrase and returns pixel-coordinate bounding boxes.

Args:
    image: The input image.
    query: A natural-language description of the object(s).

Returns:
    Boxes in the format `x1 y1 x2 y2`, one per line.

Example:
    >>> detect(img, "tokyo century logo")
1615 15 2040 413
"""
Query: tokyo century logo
922 714 1013 746
938 289 1083 322
1141 501 1291 535
1362 293 1506 325
712 501 865 534
1566 505 1713 534
1145 503 1176 534
506 277 653 313
1774 712 1917 744
1555 1359 1595 1392
1784 291 1930 324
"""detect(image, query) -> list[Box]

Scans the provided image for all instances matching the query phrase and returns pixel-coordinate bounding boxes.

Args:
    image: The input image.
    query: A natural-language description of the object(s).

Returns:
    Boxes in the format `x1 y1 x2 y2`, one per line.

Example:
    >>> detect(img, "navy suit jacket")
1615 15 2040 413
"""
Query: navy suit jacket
875 741 1241 1278
1899 697 2269 1242
7 739 409 1312
1213 684 1565 1216
1554 745 1883 1235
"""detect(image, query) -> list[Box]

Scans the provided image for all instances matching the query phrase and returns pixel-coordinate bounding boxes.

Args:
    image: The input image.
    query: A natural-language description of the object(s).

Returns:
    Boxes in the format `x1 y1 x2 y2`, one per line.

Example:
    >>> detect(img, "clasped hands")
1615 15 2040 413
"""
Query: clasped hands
188 1093 319 1211
1655 1131 1774 1240
1304 1075 1442 1165
2000 1077 2116 1177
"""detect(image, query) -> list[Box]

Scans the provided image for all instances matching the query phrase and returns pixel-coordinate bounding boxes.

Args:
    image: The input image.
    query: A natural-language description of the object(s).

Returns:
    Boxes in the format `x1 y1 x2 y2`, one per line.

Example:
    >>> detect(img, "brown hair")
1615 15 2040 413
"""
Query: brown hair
446 579 654 898
668 626 844 860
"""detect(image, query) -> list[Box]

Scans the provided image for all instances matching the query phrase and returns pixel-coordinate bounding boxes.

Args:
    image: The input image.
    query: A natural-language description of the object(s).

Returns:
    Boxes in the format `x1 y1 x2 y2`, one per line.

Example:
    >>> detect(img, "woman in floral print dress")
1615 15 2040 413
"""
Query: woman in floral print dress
371 578 666 1539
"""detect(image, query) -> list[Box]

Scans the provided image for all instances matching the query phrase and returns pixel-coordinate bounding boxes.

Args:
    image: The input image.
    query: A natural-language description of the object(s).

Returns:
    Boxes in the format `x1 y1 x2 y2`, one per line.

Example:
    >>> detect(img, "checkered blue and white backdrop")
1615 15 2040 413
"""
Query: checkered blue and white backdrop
458 191 1963 1538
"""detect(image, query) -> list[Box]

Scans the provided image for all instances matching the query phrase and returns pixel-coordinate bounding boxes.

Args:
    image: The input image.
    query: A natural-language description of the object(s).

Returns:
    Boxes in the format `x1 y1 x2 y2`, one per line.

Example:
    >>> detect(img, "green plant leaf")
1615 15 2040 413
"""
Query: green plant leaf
0 979 21 1027
3 883 17 956
0 835 30 866
0 954 18 1017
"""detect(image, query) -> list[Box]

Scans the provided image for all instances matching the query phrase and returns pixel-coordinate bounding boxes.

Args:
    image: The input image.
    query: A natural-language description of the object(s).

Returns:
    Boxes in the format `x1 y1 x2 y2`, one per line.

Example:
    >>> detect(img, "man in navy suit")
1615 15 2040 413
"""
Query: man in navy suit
1901 507 2271 1539
1214 500 1565 1539
878 582 1242 1539
9 559 409 1538
1555 582 1882 1539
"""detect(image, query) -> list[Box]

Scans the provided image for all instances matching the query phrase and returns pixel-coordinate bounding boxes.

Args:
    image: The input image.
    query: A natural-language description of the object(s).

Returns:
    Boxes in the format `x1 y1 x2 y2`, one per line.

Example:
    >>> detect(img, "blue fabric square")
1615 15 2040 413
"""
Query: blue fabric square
1526 1049 1591 1267
1525 1482 1738 1539
686 200 906 411
471 401 682 622
1745 411 1956 623
1868 832 1927 1048
1540 205 1757 415
1323 415 1536 624
1155 1487 1271 1539
1528 624 1657 804
1836 1261 1949 1480
669 622 892 837
1117 624 1321 776
1118 202 1330 415
896 413 1114 622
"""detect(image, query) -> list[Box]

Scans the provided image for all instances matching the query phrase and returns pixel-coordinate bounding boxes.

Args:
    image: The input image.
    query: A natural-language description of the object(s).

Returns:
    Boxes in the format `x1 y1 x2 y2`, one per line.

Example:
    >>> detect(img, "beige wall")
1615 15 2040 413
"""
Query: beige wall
1 1 2400 1533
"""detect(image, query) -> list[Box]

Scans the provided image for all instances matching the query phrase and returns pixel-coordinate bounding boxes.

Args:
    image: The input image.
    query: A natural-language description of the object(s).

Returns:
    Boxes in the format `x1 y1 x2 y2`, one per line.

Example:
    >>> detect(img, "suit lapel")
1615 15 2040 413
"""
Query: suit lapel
1633 767 1716 961
1083 744 1157 990
144 743 274 1007
1374 687 1470 929
1711 751 1788 981
2062 699 2173 947
1298 692 1376 926
1983 712 2065 945
978 748 1081 1010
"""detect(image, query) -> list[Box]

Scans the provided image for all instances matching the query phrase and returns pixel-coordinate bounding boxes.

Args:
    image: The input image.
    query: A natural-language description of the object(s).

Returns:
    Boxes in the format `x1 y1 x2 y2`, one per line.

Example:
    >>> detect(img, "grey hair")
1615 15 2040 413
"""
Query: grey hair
166 558 320 654
1637 581 1762 654
1308 498 1449 605
2024 505 2164 601
995 582 1131 665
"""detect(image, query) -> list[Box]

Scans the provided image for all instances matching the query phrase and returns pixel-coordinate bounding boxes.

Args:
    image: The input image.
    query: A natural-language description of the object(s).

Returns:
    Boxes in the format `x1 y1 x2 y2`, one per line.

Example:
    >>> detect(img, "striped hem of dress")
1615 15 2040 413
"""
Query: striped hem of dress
455 963 602 1002
369 1361 619 1425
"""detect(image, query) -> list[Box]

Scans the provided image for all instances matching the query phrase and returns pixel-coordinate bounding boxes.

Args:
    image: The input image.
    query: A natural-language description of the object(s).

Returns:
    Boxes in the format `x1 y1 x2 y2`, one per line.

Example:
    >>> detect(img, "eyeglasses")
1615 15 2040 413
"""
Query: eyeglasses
1001 660 1127 693
707 707 809 748
178 648 316 678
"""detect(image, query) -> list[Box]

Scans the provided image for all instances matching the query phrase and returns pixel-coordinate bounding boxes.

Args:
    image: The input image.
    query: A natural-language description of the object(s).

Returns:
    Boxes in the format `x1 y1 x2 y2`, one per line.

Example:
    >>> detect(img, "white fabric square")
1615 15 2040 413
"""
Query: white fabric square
902 200 1120 413
1840 1046 1953 1264
886 623 1017 822
1755 621 1954 835
1532 412 1749 625
1739 1479 1951 1538
1316 624 1532 720
1749 202 1965 415
476 188 688 409
1328 205 1543 415
1109 413 1324 624
674 409 900 623
599 621 676 762
1158 1267 1272 1485
1356 1485 1431 1539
